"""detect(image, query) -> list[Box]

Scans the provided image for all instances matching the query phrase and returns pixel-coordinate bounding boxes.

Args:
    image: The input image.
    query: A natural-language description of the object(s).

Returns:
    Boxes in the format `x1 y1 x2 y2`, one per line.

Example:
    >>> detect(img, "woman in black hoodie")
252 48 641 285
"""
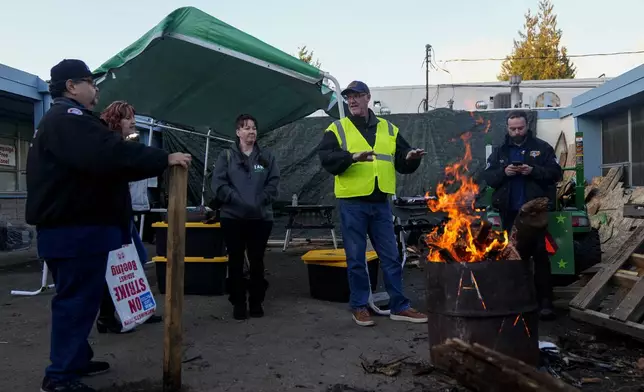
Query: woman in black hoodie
211 114 280 320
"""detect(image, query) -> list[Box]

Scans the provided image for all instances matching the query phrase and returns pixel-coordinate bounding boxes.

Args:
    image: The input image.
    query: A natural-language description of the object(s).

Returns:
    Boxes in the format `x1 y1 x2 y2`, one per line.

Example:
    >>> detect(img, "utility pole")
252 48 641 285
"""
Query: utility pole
424 44 432 112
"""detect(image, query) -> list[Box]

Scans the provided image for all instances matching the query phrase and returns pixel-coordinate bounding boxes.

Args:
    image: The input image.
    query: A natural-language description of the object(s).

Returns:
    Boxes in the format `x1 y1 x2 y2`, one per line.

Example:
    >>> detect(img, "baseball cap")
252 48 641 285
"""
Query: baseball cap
49 59 105 84
341 81 370 96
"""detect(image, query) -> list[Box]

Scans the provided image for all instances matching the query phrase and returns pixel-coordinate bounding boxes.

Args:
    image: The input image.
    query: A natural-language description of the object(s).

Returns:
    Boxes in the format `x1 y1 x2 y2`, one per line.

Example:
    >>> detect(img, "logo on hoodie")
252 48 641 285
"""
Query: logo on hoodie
253 164 265 173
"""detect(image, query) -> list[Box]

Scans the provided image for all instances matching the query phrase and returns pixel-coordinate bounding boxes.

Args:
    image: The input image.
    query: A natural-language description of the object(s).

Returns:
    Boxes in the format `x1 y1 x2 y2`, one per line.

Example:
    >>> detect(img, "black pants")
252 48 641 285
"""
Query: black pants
503 211 553 306
45 254 108 382
99 283 114 320
220 218 273 306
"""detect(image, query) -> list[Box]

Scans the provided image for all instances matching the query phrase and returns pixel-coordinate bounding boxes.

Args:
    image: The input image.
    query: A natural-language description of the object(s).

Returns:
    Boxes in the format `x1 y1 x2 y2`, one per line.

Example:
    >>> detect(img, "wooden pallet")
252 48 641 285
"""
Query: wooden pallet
569 225 644 341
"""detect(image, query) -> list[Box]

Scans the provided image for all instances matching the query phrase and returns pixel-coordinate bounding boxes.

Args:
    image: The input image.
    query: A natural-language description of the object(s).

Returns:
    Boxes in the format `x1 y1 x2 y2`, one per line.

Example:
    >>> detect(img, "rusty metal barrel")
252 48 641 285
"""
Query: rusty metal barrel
425 258 540 366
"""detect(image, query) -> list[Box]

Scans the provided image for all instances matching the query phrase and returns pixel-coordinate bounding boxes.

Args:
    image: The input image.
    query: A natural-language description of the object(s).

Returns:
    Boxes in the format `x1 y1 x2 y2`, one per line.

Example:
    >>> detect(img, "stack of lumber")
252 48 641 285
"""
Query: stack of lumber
553 132 644 263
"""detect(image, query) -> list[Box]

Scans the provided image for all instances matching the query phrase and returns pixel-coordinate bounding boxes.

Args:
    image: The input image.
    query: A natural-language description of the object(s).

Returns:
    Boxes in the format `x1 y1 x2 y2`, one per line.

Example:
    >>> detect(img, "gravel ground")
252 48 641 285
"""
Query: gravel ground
1 245 644 392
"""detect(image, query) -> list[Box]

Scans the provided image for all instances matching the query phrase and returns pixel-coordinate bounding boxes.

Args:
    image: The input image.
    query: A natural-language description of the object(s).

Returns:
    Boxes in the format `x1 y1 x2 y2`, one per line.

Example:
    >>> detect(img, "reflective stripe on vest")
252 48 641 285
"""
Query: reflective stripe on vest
333 119 394 150
328 117 397 198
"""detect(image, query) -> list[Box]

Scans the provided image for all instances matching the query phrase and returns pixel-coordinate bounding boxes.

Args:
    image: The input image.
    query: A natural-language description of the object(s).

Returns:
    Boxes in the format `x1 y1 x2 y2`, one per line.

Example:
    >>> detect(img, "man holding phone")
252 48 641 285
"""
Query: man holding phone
480 110 562 320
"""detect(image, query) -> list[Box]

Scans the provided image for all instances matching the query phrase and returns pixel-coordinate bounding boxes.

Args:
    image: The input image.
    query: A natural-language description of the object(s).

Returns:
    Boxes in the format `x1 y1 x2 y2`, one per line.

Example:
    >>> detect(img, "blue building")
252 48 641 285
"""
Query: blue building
571 64 644 185
0 64 51 224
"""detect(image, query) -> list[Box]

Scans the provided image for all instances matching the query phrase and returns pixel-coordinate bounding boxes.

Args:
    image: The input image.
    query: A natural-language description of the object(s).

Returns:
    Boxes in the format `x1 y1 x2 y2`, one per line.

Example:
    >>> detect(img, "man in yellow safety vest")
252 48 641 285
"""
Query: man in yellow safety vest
317 81 428 327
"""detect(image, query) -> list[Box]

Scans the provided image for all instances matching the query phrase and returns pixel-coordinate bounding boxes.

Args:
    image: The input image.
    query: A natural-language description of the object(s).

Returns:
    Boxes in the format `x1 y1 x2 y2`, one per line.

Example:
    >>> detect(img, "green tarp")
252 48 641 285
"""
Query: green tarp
93 6 338 139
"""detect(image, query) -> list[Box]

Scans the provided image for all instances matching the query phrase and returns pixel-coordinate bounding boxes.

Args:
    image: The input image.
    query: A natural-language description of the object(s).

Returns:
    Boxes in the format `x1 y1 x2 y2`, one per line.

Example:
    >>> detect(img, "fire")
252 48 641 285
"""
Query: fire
425 131 508 262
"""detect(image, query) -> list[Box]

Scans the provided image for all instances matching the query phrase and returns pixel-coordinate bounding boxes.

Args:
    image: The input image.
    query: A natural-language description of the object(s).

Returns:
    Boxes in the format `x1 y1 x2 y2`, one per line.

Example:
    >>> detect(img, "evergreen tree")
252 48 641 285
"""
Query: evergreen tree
296 46 322 69
498 0 576 81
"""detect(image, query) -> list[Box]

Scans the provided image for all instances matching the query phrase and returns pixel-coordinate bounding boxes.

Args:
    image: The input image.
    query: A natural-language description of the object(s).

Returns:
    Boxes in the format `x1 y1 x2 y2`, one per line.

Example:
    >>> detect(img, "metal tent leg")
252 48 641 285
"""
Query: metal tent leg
282 229 292 252
331 229 338 249
11 260 55 296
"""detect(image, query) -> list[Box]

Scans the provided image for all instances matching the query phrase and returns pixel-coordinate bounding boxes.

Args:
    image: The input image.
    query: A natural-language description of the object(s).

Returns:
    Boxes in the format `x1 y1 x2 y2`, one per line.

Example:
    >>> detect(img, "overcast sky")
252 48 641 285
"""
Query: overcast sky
2 0 643 87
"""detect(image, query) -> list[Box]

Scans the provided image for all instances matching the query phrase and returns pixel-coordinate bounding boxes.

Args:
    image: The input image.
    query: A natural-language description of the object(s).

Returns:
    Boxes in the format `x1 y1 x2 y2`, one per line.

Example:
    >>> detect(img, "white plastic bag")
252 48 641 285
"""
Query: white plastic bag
105 242 156 332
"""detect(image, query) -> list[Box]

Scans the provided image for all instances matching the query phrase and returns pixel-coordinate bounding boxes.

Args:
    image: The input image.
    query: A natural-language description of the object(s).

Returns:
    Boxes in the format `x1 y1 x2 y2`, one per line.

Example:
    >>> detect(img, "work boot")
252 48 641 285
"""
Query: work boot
233 303 247 320
78 361 110 377
41 378 97 392
249 303 264 318
248 278 269 318
227 278 248 320
390 308 429 323
144 314 163 324
539 299 556 321
352 308 375 327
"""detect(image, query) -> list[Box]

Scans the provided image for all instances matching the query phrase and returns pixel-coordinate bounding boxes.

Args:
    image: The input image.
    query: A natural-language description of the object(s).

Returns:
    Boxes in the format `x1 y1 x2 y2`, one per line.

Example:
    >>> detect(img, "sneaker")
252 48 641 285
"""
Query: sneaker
79 361 110 377
390 308 428 323
352 308 375 327
41 377 97 392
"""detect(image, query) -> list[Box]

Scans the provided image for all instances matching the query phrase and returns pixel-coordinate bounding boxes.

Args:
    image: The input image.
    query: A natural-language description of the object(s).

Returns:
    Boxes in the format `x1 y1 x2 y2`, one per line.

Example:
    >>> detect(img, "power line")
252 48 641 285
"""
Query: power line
439 50 644 63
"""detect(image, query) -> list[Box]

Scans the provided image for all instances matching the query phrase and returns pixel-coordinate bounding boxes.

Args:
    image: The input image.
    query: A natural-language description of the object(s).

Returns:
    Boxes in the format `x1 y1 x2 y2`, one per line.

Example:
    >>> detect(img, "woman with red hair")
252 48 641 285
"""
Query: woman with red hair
96 101 162 333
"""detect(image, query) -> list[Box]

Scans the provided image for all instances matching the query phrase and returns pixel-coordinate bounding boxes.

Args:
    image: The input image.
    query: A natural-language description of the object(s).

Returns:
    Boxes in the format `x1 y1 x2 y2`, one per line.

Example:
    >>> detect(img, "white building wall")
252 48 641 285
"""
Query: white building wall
310 77 609 117
536 115 575 149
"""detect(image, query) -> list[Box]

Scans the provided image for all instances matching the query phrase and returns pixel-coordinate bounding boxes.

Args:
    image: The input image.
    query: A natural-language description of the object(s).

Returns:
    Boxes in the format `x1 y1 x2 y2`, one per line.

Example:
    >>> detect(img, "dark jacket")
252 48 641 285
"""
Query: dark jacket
210 141 280 221
26 98 169 232
317 109 420 202
480 131 562 216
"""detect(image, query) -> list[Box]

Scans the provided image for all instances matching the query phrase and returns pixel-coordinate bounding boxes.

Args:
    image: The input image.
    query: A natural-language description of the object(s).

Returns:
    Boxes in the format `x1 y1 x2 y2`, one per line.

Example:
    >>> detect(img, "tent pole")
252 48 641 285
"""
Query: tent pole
200 128 212 207
322 72 345 118
139 121 156 241
135 119 235 144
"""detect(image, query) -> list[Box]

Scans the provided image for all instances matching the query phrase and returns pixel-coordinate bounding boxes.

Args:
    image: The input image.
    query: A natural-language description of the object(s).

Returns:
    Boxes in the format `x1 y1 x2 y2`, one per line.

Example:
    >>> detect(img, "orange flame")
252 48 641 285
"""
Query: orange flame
425 130 508 262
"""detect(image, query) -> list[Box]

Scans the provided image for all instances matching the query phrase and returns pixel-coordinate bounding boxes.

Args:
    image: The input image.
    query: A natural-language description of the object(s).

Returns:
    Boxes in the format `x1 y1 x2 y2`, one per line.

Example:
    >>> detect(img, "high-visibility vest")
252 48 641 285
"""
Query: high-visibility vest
326 116 398 198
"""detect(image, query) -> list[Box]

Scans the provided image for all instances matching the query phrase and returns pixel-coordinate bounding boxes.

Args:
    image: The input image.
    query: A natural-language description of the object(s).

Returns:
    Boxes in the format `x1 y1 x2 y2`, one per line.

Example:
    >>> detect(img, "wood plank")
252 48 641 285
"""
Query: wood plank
553 286 581 301
570 225 644 310
624 203 644 218
629 187 644 204
598 167 620 194
570 308 644 342
563 143 577 182
606 167 624 192
631 253 644 269
163 166 188 392
611 276 644 322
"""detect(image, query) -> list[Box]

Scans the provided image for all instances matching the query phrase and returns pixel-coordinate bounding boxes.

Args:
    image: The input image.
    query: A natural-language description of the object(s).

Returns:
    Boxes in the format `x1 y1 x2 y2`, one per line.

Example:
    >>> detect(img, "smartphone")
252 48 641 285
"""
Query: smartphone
511 161 523 166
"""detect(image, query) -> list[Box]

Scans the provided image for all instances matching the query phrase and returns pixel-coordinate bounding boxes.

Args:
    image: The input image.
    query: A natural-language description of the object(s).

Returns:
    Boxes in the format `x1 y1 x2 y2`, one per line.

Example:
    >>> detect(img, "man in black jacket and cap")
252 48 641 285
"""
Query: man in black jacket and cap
480 110 562 321
28 59 191 392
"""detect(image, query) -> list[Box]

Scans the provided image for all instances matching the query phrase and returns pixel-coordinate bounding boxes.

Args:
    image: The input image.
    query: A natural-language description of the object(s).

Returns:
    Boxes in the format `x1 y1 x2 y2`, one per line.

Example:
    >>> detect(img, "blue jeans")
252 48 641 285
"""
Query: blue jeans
45 253 108 382
338 199 410 313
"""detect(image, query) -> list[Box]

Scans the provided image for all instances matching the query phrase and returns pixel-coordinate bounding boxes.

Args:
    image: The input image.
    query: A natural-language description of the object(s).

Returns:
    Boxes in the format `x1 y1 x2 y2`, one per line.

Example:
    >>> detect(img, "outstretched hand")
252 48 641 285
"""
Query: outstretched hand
406 149 426 160
352 151 375 162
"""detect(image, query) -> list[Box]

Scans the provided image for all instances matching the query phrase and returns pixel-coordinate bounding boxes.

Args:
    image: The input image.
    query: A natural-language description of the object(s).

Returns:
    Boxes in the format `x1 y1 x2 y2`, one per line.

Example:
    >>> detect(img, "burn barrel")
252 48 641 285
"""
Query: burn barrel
426 258 540 366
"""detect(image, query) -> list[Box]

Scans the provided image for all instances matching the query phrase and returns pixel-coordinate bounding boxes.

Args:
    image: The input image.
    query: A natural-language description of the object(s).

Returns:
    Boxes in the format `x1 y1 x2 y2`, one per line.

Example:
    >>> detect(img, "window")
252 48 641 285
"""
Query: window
0 119 32 193
601 110 630 178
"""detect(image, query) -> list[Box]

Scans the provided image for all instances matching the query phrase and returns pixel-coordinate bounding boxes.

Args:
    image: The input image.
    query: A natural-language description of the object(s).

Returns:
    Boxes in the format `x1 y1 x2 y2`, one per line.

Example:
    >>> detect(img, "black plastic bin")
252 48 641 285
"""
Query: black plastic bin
153 222 226 258
301 249 380 303
153 256 228 296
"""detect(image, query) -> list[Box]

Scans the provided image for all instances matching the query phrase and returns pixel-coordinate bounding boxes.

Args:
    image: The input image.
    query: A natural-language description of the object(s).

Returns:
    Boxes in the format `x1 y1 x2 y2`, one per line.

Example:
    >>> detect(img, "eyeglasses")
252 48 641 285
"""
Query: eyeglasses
72 78 96 87
344 93 367 101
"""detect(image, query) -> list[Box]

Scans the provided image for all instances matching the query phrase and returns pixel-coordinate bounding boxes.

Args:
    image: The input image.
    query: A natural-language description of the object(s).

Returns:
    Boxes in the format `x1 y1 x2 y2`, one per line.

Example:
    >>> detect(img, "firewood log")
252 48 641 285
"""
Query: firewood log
431 338 580 392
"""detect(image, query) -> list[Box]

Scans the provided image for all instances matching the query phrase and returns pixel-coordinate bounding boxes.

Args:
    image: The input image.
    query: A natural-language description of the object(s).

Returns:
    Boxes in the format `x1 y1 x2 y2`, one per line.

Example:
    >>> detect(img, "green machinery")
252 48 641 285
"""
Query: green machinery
483 131 602 281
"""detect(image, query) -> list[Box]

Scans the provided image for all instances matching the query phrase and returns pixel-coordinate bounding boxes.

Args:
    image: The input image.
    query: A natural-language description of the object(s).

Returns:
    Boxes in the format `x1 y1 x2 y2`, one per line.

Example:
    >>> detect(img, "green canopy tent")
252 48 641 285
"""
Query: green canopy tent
92 6 346 209
93 6 345 140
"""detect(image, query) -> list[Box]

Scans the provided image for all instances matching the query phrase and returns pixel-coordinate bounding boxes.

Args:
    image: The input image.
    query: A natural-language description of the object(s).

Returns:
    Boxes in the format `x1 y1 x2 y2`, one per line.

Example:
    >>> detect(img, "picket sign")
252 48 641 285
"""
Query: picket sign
106 241 156 332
